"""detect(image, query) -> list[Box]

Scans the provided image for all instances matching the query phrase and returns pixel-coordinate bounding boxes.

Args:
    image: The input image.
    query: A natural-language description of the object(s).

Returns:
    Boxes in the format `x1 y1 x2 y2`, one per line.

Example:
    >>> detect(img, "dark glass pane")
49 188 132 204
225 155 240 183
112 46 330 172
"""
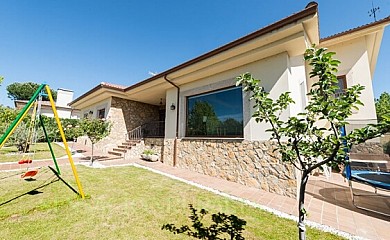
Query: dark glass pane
186 86 243 137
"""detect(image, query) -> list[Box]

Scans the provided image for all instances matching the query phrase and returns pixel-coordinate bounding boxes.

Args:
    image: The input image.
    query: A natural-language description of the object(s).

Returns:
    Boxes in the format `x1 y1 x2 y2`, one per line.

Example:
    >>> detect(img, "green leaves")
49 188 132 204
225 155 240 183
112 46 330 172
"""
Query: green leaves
80 118 111 144
236 46 390 173
375 92 390 122
6 82 57 101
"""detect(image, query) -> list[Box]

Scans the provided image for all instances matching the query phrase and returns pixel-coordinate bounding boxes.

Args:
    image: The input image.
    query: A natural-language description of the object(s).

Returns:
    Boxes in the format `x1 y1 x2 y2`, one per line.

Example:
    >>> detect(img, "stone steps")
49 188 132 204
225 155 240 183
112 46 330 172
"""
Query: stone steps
107 151 123 157
109 140 142 157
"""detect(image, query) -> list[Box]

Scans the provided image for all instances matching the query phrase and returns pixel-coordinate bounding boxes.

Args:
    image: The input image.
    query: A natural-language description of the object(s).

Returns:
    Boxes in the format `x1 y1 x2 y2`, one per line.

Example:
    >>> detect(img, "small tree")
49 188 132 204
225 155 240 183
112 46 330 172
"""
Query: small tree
236 46 390 240
80 118 111 164
375 92 390 122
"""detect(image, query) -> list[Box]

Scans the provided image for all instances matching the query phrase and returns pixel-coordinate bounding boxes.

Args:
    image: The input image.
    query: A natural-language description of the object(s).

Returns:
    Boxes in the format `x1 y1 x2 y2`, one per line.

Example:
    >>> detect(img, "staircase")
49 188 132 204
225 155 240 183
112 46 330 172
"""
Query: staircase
107 121 164 158
108 140 140 157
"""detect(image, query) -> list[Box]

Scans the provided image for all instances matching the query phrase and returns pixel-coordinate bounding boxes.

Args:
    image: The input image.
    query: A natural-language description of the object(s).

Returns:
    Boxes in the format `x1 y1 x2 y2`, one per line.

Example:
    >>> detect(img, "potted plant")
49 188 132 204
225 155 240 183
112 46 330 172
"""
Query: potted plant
141 149 159 162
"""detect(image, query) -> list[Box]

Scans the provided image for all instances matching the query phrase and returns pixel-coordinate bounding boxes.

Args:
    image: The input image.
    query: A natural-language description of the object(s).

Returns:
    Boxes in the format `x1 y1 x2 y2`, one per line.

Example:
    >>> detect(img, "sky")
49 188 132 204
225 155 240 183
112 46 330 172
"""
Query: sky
0 0 389 107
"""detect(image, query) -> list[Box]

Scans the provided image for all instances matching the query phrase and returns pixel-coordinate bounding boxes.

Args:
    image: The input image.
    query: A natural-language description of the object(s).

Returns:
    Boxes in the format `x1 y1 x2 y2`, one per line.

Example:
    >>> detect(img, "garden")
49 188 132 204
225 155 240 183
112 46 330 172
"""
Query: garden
0 165 343 240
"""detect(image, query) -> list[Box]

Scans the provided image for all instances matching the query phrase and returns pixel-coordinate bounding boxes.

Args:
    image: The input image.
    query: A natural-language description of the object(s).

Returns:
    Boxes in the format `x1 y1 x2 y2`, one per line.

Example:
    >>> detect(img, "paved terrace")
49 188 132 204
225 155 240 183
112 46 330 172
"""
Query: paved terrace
1 142 389 240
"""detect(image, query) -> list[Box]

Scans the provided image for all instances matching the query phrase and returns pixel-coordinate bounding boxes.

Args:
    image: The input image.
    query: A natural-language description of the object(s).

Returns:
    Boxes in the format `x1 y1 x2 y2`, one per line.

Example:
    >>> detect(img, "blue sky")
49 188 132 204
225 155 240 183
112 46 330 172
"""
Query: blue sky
0 0 389 107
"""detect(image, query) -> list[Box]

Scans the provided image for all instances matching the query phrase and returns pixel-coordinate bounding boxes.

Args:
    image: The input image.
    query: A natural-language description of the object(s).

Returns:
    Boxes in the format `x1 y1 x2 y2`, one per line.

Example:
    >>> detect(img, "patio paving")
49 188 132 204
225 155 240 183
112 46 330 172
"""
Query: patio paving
1 141 389 239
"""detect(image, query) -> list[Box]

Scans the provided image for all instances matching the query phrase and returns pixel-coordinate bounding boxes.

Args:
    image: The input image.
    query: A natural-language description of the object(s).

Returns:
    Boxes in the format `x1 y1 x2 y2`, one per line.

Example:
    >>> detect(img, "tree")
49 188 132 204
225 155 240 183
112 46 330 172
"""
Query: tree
6 82 57 101
188 101 221 136
375 92 390 123
0 76 3 86
80 118 111 164
236 46 390 240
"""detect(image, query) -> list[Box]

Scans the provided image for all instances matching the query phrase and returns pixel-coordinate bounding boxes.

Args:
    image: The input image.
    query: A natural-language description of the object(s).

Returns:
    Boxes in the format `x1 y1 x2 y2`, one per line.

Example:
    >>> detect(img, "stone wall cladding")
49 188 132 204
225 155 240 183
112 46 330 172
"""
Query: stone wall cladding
124 138 164 160
163 139 175 166
172 139 297 198
111 97 160 133
350 142 384 154
95 97 160 153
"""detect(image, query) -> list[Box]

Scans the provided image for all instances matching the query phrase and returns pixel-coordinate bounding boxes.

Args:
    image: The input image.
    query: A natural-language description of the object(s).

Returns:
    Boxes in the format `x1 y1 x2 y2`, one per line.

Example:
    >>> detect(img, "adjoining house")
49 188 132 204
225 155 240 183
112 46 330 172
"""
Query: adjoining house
70 3 390 198
15 88 80 119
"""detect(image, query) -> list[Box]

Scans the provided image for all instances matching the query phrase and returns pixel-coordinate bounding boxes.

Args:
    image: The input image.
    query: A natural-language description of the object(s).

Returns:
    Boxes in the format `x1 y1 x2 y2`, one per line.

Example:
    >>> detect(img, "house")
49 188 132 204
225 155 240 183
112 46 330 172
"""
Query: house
15 88 80 119
70 2 390 198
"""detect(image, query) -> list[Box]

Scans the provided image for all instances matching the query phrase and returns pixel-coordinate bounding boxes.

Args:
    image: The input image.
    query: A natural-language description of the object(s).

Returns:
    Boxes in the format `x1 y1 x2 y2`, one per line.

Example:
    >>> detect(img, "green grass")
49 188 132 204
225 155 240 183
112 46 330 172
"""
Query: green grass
0 143 67 163
0 166 345 240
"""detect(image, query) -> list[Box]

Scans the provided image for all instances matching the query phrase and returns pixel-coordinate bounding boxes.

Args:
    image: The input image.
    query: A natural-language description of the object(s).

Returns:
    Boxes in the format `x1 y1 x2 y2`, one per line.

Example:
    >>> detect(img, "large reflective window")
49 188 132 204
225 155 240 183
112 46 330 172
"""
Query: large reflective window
186 86 243 137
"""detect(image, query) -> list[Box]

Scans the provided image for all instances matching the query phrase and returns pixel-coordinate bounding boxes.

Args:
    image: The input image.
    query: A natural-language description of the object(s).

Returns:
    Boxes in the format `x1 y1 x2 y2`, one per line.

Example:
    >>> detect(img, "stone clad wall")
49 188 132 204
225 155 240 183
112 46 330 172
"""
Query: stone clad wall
163 139 297 198
111 97 160 132
95 97 160 153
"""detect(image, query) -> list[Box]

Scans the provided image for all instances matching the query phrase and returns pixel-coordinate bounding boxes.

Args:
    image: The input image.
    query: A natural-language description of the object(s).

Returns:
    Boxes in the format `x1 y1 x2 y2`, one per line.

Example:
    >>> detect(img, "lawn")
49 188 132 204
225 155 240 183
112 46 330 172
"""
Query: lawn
0 142 67 163
0 165 344 240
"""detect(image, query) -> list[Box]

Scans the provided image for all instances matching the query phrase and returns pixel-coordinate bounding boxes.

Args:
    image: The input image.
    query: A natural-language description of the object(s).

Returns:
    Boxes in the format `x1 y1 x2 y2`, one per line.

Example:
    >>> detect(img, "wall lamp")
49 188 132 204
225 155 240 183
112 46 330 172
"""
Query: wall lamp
170 103 176 110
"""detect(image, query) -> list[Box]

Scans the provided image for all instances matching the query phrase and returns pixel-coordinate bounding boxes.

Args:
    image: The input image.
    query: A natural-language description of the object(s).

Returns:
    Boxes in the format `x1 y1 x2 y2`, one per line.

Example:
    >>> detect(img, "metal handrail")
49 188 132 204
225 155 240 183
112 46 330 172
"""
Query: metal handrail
126 121 165 140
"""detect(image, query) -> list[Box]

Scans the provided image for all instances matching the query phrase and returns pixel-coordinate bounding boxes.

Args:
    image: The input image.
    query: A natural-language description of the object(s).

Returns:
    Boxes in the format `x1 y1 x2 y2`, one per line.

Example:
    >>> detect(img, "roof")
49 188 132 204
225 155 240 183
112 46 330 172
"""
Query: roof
69 82 126 105
320 16 390 42
70 2 319 107
124 2 319 92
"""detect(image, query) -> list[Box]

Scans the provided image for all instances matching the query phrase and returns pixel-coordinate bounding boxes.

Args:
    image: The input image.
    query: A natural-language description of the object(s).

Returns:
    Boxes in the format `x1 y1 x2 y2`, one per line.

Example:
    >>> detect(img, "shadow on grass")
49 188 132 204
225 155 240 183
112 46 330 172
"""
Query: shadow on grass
162 204 247 240
0 166 81 207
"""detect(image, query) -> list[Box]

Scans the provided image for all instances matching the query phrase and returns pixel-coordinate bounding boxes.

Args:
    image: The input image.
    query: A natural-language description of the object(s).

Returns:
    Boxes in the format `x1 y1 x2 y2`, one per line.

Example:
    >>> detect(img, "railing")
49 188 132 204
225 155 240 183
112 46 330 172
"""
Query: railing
126 121 165 140
126 125 142 140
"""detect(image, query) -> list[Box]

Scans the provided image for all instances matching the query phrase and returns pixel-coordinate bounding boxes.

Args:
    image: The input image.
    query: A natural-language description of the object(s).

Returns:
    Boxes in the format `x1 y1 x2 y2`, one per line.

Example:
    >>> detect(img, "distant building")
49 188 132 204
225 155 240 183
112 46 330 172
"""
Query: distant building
14 88 80 119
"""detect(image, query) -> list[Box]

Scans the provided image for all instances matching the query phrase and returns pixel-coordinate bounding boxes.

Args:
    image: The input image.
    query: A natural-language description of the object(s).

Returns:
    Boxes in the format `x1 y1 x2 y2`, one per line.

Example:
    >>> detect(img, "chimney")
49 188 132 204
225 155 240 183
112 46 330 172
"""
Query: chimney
56 88 74 108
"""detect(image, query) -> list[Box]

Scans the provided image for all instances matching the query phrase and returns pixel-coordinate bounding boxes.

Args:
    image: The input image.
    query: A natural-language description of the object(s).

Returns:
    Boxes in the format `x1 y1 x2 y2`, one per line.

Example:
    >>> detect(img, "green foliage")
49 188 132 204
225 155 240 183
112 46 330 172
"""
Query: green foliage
375 92 390 123
80 118 111 144
162 204 246 240
142 149 156 155
0 76 3 85
236 45 390 240
236 46 390 172
6 82 57 101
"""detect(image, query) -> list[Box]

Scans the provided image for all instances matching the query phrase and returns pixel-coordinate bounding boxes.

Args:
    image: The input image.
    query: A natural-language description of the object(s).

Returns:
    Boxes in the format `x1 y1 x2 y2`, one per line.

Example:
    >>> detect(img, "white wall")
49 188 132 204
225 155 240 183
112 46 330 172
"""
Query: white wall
80 98 111 119
324 37 377 127
56 88 74 108
165 52 299 141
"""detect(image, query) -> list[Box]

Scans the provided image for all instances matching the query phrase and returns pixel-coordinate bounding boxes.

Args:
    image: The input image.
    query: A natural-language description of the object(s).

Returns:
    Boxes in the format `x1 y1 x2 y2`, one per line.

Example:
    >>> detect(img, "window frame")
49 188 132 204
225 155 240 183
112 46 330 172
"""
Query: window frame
97 108 106 119
185 85 244 138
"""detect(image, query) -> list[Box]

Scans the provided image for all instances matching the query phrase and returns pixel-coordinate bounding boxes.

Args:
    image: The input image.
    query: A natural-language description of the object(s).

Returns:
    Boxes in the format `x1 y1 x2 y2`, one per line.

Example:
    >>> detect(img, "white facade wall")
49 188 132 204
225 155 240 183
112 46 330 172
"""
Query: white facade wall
324 37 377 130
164 52 305 141
80 98 111 119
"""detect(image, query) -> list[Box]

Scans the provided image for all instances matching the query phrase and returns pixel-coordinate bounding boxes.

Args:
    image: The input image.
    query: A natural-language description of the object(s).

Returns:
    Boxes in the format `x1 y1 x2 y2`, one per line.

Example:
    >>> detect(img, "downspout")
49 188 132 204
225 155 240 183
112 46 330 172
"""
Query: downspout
164 75 180 167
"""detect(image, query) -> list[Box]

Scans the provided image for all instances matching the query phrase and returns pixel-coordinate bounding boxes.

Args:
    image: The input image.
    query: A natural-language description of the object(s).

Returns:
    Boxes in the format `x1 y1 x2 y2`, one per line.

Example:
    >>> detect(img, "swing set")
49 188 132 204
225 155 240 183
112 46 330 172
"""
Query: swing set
0 83 85 199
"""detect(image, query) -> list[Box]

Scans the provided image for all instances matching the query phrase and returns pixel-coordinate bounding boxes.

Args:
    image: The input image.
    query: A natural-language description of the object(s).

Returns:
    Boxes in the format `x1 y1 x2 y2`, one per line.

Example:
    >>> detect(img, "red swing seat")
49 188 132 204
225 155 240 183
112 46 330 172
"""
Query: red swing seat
21 169 38 178
18 159 33 164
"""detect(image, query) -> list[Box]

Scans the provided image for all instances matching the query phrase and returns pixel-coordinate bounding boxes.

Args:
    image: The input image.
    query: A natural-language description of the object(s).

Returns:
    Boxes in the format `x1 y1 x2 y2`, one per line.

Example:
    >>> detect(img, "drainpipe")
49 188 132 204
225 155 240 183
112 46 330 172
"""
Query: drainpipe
164 75 180 167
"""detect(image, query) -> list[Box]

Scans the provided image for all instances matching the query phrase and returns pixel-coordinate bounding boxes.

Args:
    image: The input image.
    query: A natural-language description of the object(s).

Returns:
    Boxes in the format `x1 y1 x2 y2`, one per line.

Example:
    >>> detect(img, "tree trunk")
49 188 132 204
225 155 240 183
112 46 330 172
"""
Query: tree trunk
298 171 309 240
90 143 94 164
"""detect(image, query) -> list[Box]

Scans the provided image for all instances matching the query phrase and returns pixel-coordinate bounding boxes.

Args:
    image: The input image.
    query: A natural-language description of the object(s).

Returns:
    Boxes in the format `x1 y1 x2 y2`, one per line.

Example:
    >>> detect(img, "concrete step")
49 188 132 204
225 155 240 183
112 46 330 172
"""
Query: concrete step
121 142 137 147
112 148 127 153
108 151 123 157
118 145 132 149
